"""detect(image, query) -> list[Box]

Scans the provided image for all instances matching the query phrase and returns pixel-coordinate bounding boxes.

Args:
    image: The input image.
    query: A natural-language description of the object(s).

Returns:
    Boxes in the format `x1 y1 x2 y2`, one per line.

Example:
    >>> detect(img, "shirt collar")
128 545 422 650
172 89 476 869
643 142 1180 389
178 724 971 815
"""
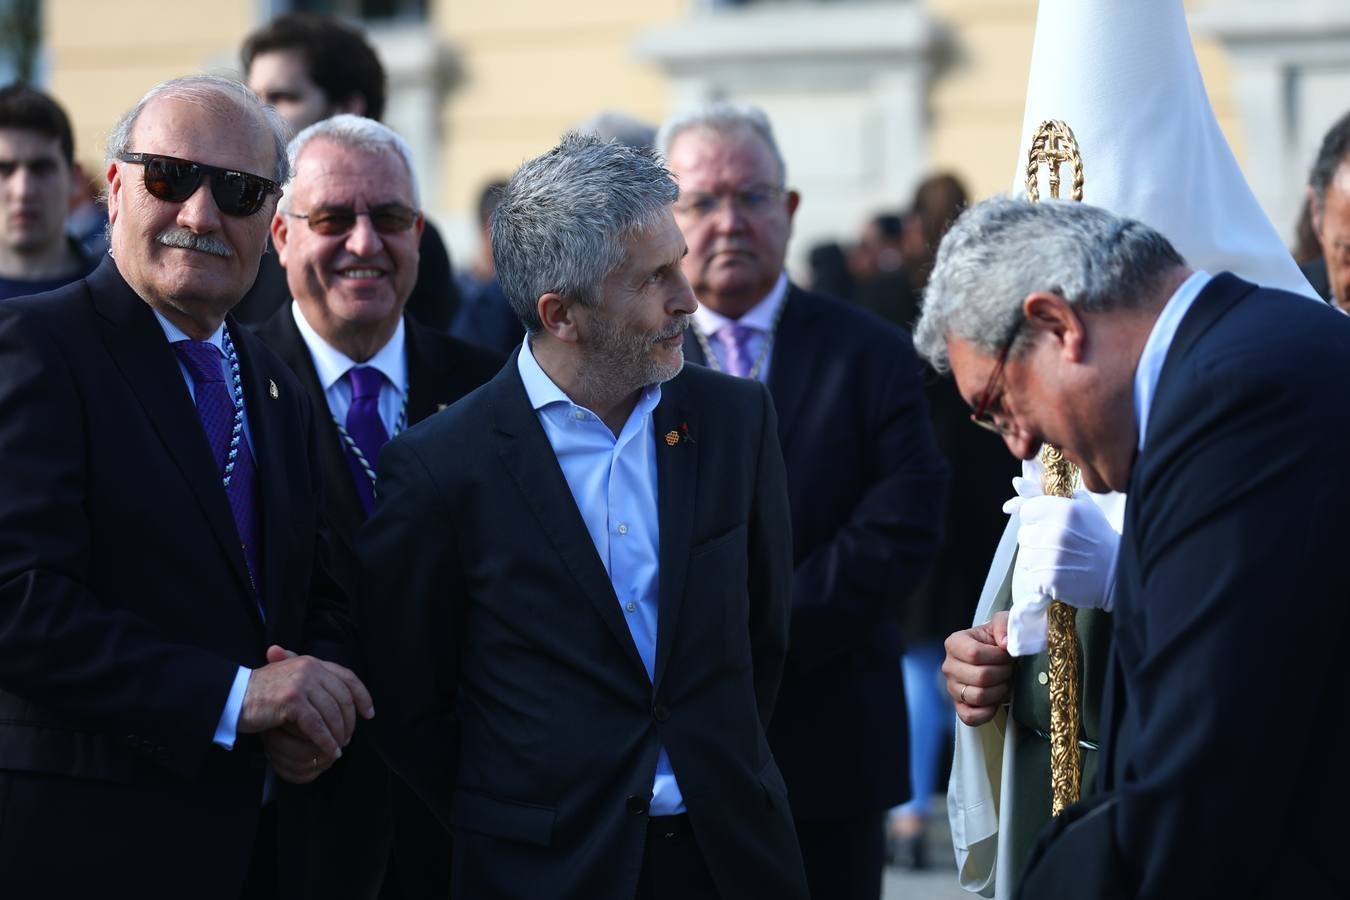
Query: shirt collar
152 308 225 351
1133 270 1211 450
291 300 407 395
692 271 789 335
516 334 662 417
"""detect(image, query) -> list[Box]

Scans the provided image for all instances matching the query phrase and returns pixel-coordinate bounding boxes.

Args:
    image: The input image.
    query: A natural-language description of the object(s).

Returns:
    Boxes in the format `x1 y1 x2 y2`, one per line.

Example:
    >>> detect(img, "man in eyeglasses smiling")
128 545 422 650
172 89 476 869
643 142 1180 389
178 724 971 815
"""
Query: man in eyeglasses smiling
254 114 502 898
0 75 373 898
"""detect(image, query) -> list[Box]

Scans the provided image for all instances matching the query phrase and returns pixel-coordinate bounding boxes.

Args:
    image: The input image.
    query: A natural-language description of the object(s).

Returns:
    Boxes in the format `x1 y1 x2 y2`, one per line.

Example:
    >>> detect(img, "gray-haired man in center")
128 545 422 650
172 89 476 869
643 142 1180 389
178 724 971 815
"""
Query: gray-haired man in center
357 131 809 898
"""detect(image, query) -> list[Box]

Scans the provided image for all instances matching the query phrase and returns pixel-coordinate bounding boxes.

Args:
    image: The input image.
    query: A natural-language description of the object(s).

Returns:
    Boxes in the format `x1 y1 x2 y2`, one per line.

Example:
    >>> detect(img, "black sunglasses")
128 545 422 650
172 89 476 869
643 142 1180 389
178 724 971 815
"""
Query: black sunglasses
117 152 279 217
283 204 420 237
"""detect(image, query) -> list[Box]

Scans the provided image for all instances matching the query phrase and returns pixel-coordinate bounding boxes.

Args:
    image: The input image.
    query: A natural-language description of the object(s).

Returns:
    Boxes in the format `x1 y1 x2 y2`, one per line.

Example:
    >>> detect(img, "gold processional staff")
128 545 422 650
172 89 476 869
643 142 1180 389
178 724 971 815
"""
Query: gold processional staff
1025 119 1084 817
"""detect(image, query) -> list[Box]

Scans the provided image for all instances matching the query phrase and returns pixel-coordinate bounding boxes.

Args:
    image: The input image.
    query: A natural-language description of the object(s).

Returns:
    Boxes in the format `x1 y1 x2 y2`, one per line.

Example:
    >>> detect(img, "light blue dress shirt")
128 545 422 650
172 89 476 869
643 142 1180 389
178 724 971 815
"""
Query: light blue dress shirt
1133 270 1211 451
516 337 685 815
150 310 254 751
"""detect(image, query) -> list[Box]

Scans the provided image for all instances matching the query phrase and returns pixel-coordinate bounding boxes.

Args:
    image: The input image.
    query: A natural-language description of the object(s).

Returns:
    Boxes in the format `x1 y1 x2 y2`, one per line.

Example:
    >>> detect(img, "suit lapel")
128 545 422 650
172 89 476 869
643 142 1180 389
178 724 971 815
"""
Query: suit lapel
489 356 650 680
651 383 697 691
766 286 823 452
255 308 367 536
88 262 256 603
232 324 300 626
405 319 453 423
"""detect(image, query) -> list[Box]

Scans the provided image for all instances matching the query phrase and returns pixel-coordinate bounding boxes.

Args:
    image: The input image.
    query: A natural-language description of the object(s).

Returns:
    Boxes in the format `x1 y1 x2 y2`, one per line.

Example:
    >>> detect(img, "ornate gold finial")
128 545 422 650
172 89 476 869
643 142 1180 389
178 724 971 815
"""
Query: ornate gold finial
1025 120 1085 203
1025 119 1086 817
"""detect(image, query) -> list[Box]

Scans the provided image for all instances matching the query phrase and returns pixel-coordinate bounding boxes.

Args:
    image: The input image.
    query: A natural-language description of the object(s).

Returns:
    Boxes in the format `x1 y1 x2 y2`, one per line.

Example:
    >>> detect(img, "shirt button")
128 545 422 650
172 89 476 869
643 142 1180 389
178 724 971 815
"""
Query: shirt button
617 523 629 535
626 602 637 613
1038 671 1049 685
573 411 585 420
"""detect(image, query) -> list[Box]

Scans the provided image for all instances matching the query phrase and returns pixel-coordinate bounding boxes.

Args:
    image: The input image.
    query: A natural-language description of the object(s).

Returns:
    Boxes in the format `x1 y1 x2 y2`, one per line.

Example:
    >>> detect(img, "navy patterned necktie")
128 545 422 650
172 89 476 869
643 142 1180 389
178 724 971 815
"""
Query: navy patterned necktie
174 339 262 593
344 365 389 516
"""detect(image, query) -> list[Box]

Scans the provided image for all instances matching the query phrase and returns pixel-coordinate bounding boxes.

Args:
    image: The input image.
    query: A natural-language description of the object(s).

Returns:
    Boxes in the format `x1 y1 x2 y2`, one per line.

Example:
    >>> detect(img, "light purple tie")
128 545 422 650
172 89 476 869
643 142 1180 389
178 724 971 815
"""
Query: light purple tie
174 340 262 591
344 366 389 516
718 322 757 379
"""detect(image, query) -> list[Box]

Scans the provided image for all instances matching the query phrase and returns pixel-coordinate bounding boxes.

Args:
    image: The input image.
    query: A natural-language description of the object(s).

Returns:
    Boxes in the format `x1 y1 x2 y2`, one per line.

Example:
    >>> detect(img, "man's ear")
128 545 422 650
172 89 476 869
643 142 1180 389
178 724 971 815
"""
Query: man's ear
536 292 580 344
105 160 122 227
271 210 291 265
1308 187 1324 236
1023 291 1086 362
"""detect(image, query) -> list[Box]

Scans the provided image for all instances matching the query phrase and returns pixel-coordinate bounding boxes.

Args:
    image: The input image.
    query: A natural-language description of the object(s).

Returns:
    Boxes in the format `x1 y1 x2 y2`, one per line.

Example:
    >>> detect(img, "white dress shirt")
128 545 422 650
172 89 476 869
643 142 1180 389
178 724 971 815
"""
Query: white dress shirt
1133 270 1211 451
291 300 408 433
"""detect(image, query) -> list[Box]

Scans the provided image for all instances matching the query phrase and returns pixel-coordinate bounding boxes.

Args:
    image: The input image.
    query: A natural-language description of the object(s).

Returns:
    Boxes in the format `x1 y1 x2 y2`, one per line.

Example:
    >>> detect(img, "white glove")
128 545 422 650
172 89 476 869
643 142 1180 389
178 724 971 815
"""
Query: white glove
1001 456 1047 516
1006 492 1121 657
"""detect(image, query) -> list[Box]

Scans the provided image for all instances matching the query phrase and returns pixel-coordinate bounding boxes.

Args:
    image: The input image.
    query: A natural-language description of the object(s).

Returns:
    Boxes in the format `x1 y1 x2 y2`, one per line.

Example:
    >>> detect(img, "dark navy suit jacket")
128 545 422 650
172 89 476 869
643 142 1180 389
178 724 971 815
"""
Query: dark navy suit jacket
1019 273 1350 898
684 284 948 821
254 306 502 899
0 258 348 898
358 355 810 898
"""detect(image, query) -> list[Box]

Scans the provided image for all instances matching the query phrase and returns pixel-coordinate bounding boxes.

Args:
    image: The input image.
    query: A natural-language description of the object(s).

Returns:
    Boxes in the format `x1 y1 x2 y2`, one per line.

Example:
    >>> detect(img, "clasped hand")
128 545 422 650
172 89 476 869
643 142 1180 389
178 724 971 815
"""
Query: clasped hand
238 645 375 784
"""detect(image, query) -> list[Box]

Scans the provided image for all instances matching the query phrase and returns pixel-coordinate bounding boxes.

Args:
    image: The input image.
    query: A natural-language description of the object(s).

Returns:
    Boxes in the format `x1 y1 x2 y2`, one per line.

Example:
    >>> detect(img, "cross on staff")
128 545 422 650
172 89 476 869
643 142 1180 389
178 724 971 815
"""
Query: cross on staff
1025 118 1085 816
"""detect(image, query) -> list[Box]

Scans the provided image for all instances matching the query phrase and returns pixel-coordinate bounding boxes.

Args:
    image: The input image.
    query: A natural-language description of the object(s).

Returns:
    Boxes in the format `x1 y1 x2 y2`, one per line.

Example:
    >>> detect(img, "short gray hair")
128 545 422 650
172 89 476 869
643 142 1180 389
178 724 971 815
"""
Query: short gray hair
492 131 679 333
914 197 1186 371
655 102 787 186
106 75 291 185
279 114 419 211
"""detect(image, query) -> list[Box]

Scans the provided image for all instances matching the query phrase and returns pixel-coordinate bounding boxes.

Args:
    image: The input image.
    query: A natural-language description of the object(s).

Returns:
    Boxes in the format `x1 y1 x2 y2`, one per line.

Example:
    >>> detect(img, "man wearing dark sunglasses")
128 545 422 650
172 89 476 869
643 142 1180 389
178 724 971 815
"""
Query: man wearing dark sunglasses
0 75 374 900
254 114 503 899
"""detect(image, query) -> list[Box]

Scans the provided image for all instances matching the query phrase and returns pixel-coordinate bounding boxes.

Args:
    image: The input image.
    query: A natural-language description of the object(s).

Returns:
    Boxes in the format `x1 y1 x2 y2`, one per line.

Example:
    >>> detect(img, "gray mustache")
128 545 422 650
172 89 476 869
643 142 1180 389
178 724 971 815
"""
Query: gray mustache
156 229 232 258
654 316 690 342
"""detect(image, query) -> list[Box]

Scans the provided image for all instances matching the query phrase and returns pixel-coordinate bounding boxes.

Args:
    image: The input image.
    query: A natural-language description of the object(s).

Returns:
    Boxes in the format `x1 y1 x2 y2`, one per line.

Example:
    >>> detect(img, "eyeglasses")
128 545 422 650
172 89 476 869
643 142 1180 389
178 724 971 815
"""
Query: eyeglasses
117 152 278 217
283 204 419 237
970 319 1024 434
673 186 784 220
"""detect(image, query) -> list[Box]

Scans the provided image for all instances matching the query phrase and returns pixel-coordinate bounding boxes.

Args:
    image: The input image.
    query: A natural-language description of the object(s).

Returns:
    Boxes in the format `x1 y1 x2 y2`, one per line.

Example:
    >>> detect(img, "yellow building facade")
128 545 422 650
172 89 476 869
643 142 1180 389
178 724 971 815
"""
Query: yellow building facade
40 0 1257 265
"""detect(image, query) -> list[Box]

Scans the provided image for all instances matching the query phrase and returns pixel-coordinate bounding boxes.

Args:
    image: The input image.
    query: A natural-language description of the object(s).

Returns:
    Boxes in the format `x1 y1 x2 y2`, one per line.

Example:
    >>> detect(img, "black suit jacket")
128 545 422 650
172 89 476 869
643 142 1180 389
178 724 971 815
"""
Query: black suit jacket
0 258 347 898
1018 274 1350 899
254 305 505 554
253 305 503 899
684 285 948 820
358 354 810 899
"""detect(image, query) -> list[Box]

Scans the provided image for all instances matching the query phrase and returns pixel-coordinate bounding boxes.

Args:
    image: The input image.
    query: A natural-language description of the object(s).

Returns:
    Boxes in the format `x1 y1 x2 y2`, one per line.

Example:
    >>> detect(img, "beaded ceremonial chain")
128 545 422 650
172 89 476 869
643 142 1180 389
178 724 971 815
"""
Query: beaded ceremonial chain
332 390 408 489
221 326 245 490
691 291 790 382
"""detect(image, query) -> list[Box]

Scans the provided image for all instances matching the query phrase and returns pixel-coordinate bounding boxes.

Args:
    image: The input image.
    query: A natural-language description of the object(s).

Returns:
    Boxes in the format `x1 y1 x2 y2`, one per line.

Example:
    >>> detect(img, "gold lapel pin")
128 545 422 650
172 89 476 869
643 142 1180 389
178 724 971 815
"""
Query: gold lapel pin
664 430 680 446
268 380 279 399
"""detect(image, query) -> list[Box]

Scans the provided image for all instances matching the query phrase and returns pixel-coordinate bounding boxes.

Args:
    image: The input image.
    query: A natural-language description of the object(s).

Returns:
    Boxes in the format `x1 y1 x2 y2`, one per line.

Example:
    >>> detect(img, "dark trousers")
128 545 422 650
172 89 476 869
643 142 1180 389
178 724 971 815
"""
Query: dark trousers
795 812 885 900
635 814 719 900
241 802 280 900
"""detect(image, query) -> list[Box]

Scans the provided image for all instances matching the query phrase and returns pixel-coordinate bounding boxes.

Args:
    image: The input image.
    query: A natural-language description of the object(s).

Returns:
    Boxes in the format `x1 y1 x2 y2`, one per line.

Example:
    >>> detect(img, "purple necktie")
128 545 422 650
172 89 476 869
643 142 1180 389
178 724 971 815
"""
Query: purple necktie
718 322 757 379
344 366 389 516
174 340 262 592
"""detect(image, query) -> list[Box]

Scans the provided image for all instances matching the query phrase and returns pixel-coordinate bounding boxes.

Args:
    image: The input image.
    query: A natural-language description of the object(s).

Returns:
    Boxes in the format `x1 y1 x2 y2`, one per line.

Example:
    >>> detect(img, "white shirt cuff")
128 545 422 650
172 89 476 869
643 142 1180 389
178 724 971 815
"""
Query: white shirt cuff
213 666 252 750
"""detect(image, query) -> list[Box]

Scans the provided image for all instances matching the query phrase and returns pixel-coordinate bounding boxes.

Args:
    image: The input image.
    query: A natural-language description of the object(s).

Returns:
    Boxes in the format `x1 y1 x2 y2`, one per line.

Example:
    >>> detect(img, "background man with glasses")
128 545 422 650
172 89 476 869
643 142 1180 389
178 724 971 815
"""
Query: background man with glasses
661 103 948 900
254 114 502 899
0 75 372 899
